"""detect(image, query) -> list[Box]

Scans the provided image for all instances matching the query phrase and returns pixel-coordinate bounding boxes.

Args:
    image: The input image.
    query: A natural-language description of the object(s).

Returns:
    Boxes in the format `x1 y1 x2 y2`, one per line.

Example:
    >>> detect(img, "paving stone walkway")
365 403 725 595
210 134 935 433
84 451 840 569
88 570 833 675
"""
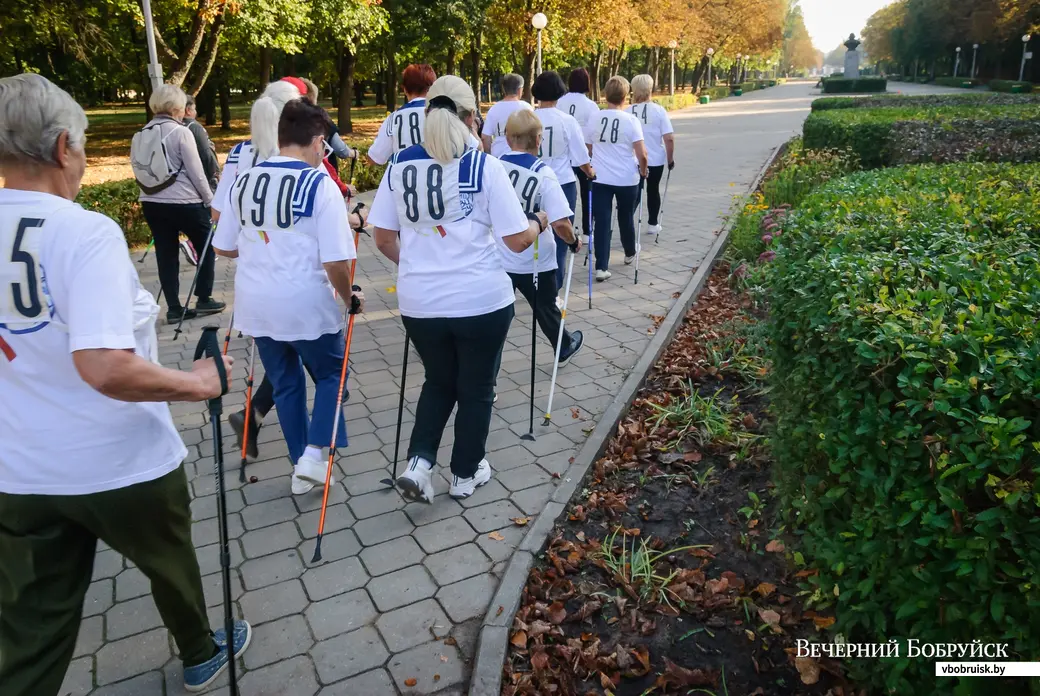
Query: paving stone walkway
64 81 823 696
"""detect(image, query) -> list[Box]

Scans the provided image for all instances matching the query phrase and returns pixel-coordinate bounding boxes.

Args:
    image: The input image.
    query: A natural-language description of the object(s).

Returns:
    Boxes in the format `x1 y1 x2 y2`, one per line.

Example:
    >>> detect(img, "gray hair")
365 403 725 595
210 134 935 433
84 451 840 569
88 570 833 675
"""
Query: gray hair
631 74 653 102
0 73 88 169
149 83 187 116
500 73 524 96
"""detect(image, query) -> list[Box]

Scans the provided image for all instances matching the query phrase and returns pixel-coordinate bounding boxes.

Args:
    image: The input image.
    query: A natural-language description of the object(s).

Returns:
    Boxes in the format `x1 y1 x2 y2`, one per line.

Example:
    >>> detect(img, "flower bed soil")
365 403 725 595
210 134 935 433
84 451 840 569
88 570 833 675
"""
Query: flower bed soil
502 265 862 696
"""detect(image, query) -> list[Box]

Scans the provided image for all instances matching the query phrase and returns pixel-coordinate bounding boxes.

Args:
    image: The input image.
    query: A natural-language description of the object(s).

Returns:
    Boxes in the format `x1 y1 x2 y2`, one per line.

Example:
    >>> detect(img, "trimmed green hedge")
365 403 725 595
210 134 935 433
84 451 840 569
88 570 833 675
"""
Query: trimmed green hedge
990 79 1037 94
652 93 700 111
76 179 150 246
766 162 1040 694
821 77 888 94
934 76 979 88
699 85 732 100
803 103 1040 167
812 92 1040 112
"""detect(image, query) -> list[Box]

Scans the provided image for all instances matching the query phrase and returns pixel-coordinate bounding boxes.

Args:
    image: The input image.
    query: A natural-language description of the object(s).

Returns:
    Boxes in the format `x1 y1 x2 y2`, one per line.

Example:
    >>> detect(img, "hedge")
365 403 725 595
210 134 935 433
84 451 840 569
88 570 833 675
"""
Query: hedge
821 77 888 94
989 79 1037 94
699 85 732 100
76 179 150 247
811 92 1040 112
766 162 1040 694
802 103 1040 167
933 76 979 88
652 93 700 111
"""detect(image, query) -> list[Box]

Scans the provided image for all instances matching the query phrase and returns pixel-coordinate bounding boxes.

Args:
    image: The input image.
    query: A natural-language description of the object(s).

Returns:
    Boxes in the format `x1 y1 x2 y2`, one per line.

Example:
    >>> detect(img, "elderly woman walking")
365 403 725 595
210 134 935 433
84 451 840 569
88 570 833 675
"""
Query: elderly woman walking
370 75 544 501
134 83 225 323
627 75 675 236
0 74 250 696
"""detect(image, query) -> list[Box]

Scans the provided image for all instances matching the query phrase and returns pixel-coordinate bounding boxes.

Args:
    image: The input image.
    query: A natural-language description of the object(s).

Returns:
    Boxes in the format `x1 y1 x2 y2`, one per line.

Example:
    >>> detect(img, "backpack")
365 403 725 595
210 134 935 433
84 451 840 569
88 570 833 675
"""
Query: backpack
130 122 181 194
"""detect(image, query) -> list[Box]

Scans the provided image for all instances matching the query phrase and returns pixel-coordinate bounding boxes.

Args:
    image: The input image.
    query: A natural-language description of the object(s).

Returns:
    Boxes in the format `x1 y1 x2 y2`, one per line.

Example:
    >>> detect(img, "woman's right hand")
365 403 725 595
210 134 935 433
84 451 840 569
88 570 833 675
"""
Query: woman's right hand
191 354 235 400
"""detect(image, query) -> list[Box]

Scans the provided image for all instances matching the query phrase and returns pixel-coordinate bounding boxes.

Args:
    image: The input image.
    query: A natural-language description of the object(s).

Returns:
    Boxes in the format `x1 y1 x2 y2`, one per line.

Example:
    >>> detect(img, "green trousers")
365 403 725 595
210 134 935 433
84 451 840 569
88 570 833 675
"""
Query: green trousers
0 465 216 696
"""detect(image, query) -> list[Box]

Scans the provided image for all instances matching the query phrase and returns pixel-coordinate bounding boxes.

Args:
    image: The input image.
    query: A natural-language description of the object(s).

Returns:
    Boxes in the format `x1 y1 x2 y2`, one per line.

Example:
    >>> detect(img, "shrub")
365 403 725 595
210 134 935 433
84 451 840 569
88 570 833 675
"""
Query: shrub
760 138 858 207
76 179 150 246
820 77 888 94
989 79 1037 94
652 93 699 111
802 103 1040 167
811 92 1040 112
889 117 1040 164
766 162 1040 694
699 85 732 100
934 76 979 88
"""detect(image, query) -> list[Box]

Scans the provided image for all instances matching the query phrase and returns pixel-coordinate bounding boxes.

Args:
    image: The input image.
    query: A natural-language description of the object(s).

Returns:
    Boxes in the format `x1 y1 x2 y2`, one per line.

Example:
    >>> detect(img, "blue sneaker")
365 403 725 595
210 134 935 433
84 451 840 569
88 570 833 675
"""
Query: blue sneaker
183 619 252 692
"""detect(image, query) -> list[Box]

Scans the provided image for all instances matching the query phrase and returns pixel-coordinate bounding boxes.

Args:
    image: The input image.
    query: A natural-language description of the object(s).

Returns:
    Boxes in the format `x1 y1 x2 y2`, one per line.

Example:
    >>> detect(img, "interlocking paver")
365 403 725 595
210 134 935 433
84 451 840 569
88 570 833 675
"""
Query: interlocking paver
60 656 93 696
93 671 164 695
72 82 839 694
104 595 162 641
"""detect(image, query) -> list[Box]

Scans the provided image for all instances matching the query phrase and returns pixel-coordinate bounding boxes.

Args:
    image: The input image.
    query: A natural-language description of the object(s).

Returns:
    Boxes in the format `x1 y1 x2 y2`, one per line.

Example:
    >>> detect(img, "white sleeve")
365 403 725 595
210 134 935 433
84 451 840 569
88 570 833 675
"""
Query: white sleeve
583 119 595 145
566 117 591 167
540 174 573 224
212 158 238 213
314 177 356 263
630 115 645 143
483 106 500 138
660 106 674 136
367 115 394 165
367 167 401 232
66 217 138 352
212 194 241 253
483 158 530 239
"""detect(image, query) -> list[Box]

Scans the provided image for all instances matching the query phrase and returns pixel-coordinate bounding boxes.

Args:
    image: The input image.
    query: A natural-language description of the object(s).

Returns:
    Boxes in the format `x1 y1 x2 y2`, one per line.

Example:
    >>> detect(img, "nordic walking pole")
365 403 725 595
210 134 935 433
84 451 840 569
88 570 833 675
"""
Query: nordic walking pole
521 234 539 442
193 326 238 695
634 177 646 285
138 237 155 263
656 167 672 245
381 332 410 488
313 228 361 563
222 312 235 356
587 186 594 309
174 221 217 339
238 339 256 482
543 246 576 426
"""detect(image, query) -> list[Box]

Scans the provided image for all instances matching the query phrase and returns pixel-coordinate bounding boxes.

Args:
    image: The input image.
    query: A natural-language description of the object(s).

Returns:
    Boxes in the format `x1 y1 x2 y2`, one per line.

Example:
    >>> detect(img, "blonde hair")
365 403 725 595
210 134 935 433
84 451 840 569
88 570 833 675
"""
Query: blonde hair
251 81 302 160
631 74 653 103
301 77 319 104
149 83 187 116
424 75 476 163
604 75 630 106
505 109 542 152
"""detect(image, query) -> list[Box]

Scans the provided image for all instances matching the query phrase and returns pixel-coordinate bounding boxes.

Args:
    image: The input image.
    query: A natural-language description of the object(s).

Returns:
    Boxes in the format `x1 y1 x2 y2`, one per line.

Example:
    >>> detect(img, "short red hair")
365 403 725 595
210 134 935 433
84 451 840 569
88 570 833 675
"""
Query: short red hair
401 64 437 96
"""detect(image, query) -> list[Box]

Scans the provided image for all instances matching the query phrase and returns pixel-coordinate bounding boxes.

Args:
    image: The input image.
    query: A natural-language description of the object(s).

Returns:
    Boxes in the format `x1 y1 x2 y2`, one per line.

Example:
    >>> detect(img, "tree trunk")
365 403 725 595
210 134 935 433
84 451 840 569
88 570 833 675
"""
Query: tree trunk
522 50 536 101
469 32 482 106
652 47 660 87
168 0 215 87
590 48 603 101
447 44 457 75
387 48 398 111
187 12 225 96
219 71 231 130
259 47 272 92
338 43 356 134
375 76 385 105
354 78 365 107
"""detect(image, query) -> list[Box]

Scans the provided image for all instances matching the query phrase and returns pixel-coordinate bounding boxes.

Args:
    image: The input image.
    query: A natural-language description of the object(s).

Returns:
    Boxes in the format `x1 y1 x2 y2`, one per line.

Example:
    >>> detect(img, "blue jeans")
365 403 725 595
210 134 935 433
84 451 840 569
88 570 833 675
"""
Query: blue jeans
254 331 348 465
555 181 578 287
591 181 639 271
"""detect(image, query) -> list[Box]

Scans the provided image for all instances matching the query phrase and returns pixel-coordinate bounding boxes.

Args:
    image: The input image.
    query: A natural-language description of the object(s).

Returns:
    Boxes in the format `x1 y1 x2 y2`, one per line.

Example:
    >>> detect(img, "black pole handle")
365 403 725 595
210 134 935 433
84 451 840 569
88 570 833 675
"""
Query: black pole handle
193 326 229 409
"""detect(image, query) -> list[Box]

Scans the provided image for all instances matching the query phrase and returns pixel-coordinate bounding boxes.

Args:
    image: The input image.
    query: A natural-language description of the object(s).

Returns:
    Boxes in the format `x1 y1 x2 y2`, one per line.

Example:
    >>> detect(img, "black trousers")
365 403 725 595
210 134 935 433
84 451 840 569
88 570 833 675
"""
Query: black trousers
572 167 592 237
403 305 514 478
507 270 573 353
141 202 215 310
647 165 665 226
591 182 639 271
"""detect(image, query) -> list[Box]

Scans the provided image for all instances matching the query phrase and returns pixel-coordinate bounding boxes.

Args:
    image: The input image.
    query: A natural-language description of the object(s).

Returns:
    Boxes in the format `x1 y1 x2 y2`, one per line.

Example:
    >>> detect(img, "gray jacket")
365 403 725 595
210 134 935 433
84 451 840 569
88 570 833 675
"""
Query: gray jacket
137 115 214 207
185 117 219 192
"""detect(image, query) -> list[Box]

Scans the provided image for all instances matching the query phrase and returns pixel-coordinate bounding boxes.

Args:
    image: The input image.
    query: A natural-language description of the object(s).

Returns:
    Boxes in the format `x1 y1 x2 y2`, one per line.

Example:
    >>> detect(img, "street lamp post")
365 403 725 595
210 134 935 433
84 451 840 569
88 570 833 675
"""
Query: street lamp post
141 0 164 91
1021 34 1032 82
742 55 750 83
706 48 715 86
954 46 961 77
532 13 547 76
971 43 979 78
668 40 678 96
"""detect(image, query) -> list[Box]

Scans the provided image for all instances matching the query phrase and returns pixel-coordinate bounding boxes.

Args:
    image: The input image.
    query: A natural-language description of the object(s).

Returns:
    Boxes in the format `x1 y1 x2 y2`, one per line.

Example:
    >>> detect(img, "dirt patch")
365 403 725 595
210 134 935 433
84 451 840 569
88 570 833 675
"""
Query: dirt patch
503 265 860 696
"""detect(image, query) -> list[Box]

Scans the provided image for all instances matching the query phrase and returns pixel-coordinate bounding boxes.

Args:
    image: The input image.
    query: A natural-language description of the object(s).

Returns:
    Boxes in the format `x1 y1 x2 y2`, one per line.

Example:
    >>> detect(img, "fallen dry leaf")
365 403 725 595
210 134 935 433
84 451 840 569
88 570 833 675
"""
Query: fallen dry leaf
489 531 505 541
683 451 703 462
753 582 777 597
443 636 457 646
813 615 836 630
439 654 448 663
510 631 527 648
571 407 581 419
551 472 562 479
512 517 531 526
655 658 718 689
765 539 785 553
531 651 550 671
795 657 821 685
404 677 417 687
547 601 567 624
496 606 504 616
758 608 782 633
433 674 440 682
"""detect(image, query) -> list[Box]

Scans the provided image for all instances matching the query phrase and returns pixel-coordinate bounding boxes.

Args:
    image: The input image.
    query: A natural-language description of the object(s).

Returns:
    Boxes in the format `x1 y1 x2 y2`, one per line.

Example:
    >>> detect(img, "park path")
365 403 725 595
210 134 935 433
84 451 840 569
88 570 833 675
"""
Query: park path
64 81 819 696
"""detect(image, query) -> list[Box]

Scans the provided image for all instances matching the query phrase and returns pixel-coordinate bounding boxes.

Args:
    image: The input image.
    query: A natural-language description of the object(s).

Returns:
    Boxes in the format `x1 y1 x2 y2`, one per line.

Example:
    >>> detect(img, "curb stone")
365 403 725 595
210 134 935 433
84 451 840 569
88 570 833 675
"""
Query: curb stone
468 143 784 696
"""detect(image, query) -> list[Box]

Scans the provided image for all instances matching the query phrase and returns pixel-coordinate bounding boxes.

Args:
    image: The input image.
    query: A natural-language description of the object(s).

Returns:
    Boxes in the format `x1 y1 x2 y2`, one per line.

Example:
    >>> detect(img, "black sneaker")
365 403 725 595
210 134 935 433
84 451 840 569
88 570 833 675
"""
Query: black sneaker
229 409 260 461
194 298 226 316
167 307 197 324
558 330 584 365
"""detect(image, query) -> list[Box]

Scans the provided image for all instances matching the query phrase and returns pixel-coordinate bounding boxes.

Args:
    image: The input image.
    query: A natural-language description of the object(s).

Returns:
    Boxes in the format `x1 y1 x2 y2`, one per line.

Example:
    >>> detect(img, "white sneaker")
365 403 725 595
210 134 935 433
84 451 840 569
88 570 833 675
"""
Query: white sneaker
397 456 435 503
449 459 492 499
294 453 331 488
595 269 611 282
291 474 315 495
648 224 662 234
555 296 564 311
624 254 636 265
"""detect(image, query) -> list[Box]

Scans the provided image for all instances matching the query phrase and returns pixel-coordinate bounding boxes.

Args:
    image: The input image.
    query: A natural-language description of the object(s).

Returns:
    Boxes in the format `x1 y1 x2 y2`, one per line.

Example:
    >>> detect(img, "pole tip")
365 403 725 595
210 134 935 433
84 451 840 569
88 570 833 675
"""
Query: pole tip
311 540 323 564
379 477 396 488
541 416 552 427
520 433 536 442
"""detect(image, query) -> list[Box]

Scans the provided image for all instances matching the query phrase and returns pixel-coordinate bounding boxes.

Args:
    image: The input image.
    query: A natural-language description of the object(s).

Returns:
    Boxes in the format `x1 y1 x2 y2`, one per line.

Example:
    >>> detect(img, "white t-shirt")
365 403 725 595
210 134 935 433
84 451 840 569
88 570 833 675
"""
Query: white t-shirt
556 93 599 129
368 99 427 165
0 190 186 495
496 151 574 274
367 146 530 318
212 139 261 213
213 156 356 341
533 107 590 186
584 109 644 187
627 102 674 167
482 100 534 158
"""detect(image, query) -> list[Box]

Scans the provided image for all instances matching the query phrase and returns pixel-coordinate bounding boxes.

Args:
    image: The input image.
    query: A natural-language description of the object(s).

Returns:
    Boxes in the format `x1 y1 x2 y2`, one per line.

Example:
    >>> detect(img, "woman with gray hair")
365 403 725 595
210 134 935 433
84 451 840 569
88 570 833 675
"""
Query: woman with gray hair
627 74 675 236
135 83 225 324
0 73 250 695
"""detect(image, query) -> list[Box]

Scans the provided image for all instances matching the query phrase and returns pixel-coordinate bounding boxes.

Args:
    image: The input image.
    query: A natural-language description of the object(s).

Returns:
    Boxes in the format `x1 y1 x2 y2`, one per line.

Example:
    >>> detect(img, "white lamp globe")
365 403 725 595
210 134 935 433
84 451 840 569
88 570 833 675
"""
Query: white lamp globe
706 48 714 56
532 12 547 30
1024 34 1032 43
669 40 678 49
973 43 979 49
956 46 961 52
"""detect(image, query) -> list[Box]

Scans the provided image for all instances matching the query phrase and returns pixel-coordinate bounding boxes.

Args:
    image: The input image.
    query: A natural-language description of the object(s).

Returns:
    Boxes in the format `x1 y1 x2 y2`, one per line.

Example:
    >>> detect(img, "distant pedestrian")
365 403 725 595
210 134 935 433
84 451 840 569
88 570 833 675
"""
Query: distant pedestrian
133 83 225 323
627 75 675 236
183 94 218 192
481 73 534 158
0 73 250 696
299 77 356 172
584 75 648 281
368 64 437 165
557 68 599 240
